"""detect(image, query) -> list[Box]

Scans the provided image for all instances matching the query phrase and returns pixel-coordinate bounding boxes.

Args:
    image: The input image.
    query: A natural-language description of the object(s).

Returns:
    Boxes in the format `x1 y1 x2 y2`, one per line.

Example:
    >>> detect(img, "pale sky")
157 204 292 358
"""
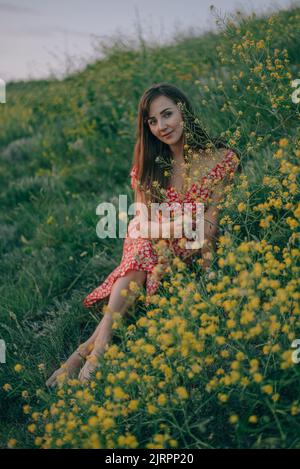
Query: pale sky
0 0 298 83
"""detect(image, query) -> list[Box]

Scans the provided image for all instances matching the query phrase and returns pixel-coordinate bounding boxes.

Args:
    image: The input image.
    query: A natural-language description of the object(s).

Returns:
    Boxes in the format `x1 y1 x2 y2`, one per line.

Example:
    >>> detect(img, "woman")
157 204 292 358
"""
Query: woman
46 82 241 387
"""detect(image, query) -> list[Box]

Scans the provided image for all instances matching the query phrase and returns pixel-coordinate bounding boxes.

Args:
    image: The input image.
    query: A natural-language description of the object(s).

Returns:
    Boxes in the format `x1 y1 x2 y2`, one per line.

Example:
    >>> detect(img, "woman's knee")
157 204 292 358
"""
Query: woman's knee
126 269 147 285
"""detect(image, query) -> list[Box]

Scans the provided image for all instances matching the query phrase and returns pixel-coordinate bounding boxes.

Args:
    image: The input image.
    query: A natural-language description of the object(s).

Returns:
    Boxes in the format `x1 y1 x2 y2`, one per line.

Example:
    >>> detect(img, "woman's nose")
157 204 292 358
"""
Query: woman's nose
157 119 167 131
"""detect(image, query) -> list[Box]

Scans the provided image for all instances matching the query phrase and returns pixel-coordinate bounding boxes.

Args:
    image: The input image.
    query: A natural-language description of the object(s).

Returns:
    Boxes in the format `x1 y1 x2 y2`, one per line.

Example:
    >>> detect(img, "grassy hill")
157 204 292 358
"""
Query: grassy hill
0 5 300 448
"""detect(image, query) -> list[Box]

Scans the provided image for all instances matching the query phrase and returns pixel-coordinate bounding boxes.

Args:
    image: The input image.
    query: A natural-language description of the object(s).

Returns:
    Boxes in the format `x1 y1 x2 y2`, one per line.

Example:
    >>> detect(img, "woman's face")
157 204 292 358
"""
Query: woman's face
147 95 184 145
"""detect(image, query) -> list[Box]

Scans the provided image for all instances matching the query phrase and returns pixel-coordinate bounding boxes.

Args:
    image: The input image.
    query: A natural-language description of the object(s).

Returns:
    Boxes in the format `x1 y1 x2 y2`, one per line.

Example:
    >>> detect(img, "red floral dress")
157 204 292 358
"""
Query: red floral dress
82 149 239 308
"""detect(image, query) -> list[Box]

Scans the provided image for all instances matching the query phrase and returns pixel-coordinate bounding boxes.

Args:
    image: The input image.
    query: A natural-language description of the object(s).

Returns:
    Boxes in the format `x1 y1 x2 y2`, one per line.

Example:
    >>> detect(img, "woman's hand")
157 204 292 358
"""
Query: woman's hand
200 239 214 270
201 253 213 270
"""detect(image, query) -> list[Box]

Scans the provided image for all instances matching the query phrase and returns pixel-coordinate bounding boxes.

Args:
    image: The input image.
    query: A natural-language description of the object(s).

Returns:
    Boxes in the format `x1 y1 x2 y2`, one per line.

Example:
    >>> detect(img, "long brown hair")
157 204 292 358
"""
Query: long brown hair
131 82 241 215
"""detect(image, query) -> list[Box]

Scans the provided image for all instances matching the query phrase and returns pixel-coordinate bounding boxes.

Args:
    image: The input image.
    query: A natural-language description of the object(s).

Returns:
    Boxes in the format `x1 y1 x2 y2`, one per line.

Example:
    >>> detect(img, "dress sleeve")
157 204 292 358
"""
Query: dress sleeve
204 150 240 208
130 165 138 190
222 150 240 181
207 149 240 185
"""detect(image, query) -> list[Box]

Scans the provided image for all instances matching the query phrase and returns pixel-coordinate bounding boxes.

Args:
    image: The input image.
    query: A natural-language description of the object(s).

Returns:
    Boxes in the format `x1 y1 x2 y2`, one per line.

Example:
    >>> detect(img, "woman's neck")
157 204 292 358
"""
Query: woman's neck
172 154 185 168
169 136 184 164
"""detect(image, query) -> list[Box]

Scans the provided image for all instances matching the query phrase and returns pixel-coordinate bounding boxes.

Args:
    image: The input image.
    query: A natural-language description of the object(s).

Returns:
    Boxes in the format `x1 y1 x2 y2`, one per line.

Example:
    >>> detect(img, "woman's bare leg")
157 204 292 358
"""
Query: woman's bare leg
47 270 146 387
78 270 147 382
46 325 102 388
46 304 114 388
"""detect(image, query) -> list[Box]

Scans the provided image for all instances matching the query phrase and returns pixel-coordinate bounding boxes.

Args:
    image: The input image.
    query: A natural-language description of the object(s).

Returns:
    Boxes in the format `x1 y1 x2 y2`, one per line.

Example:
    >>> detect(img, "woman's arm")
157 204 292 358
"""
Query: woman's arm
129 216 179 240
200 149 240 268
177 204 219 265
200 174 232 269
200 204 220 269
129 185 181 240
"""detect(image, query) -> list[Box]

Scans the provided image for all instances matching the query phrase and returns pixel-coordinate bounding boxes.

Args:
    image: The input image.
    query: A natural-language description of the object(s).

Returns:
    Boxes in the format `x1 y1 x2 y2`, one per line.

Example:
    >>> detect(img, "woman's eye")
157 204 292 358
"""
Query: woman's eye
149 112 172 125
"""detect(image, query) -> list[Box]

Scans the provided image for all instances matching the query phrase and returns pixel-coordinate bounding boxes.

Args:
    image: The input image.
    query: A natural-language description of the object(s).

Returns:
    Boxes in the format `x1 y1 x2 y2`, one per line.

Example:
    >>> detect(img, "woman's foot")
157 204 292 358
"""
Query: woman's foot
78 353 100 383
46 343 92 388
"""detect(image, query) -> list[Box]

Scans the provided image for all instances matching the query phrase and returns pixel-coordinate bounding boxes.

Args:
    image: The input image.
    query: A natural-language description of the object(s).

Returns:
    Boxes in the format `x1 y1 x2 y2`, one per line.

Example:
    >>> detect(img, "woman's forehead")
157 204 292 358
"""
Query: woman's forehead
149 96 175 114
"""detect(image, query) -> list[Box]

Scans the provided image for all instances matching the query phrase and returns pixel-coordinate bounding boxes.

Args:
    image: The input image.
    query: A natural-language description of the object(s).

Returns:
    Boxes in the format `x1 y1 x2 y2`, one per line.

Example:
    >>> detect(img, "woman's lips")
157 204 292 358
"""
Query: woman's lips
162 131 173 138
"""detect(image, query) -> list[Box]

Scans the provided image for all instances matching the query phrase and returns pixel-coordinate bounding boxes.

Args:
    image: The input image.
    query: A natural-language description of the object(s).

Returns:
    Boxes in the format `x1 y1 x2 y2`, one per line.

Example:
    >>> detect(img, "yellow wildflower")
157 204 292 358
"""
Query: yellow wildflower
175 386 188 400
229 414 239 424
249 415 258 424
279 138 288 147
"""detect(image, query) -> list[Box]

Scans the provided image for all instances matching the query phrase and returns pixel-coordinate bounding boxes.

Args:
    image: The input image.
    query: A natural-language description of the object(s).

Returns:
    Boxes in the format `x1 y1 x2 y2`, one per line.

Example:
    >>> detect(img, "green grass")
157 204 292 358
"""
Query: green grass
0 4 300 449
